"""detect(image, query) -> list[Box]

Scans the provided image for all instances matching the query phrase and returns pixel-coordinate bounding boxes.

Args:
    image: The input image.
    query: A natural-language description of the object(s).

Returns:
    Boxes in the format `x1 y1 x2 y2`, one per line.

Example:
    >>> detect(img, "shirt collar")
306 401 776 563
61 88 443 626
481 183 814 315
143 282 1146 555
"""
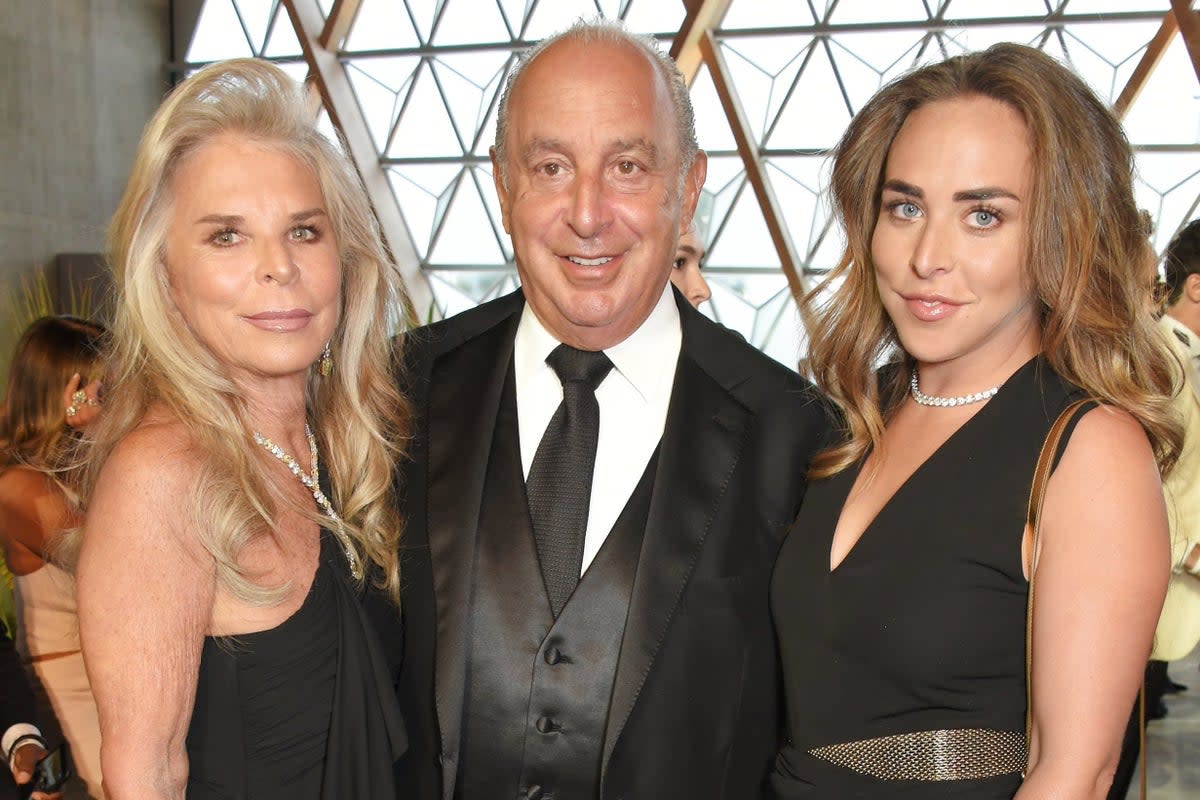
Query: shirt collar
1163 313 1200 360
516 283 682 401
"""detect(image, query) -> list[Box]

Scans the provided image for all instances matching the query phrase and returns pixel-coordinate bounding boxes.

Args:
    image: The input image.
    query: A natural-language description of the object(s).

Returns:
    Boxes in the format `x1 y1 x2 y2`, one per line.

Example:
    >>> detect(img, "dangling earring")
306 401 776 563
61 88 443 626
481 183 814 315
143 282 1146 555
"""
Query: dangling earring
319 341 333 377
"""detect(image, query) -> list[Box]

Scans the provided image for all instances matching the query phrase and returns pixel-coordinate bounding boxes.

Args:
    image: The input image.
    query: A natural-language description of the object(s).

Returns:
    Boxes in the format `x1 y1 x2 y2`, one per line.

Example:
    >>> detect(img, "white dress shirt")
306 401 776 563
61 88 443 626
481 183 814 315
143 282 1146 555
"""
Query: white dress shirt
515 284 681 573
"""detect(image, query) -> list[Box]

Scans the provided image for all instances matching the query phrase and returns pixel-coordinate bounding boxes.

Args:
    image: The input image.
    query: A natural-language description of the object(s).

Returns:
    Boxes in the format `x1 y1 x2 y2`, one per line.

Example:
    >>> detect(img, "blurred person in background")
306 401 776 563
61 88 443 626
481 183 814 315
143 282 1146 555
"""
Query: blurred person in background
670 221 711 308
0 315 105 799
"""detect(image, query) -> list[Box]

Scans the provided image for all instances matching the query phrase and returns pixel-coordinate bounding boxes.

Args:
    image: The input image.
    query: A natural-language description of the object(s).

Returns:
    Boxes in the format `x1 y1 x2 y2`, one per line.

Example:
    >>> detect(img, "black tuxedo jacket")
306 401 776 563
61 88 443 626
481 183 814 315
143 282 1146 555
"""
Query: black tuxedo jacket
0 625 37 737
389 288 830 799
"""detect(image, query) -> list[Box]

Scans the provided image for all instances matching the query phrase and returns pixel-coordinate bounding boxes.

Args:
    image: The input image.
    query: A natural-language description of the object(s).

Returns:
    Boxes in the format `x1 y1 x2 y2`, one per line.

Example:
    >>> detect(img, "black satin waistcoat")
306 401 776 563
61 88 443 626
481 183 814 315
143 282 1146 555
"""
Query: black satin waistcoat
456 365 657 800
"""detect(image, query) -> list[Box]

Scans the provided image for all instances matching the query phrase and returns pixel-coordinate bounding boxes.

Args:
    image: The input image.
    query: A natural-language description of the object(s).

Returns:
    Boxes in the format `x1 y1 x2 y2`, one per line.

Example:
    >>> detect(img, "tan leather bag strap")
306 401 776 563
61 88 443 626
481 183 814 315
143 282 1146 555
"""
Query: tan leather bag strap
1023 399 1146 797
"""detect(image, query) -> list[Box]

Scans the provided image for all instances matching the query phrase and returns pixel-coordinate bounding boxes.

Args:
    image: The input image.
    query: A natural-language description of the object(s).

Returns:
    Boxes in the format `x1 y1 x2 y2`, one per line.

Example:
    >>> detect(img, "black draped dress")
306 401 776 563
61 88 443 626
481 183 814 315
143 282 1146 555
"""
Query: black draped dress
769 357 1089 799
185 530 407 799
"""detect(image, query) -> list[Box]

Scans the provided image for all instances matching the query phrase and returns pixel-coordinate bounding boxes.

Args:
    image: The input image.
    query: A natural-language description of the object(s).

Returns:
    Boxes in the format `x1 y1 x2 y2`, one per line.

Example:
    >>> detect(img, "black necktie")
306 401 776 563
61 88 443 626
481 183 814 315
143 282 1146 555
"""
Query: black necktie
526 343 614 616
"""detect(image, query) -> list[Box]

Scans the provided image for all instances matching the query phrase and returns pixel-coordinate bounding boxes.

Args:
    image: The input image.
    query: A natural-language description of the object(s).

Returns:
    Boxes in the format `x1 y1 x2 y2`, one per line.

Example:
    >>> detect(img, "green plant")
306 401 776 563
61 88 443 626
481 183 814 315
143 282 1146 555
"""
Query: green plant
3 265 94 326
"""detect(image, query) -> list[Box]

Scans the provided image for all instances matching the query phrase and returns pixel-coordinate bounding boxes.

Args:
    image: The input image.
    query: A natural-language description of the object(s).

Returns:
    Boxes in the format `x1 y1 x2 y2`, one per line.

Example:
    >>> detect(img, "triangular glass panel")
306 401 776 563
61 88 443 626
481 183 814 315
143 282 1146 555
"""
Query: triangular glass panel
315 105 345 153
621 0 686 34
389 61 465 156
939 23 1048 54
765 157 826 261
524 0 598 41
497 0 530 39
1124 35 1200 146
1038 28 1070 67
275 61 309 85
1058 20 1162 104
318 0 333 16
388 164 461 259
595 0 622 21
353 55 422 93
1134 164 1200 255
830 0 932 24
809 210 846 274
758 291 804 369
828 30 930 83
187 0 254 62
1135 150 1200 206
473 86 504 157
430 52 511 151
344 0 421 52
721 2 815 30
916 32 966 66
262 3 303 58
824 38 892 118
705 187 782 270
767 43 852 151
428 172 508 266
470 165 511 260
705 279 758 344
433 0 510 46
719 41 775 145
734 271 793 308
408 0 442 46
345 61 404 154
1067 0 1172 13
701 156 748 247
427 270 510 318
232 0 273 55
690 64 739 153
946 0 1053 19
725 35 813 144
749 279 800 342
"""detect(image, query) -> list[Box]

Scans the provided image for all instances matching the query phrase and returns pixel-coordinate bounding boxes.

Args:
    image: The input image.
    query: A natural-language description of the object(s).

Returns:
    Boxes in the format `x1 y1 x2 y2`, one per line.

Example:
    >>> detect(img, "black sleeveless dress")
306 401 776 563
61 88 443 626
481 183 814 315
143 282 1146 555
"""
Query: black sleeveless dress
185 531 407 799
769 357 1089 799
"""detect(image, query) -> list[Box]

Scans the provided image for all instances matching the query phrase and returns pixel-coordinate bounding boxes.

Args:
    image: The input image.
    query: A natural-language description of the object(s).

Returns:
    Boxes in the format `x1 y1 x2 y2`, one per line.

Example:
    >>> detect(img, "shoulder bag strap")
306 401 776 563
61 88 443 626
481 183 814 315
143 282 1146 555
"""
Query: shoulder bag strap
1024 399 1146 798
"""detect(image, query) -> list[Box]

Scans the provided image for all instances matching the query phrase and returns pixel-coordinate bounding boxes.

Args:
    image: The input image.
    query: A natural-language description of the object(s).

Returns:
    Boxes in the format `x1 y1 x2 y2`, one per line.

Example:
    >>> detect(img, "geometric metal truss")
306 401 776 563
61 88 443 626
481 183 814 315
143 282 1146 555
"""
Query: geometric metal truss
179 0 1200 366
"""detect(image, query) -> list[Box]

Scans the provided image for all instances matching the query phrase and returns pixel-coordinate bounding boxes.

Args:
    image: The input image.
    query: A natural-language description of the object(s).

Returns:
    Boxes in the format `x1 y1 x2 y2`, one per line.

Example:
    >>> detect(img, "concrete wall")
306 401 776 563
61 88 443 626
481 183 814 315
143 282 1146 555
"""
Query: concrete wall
0 0 169 376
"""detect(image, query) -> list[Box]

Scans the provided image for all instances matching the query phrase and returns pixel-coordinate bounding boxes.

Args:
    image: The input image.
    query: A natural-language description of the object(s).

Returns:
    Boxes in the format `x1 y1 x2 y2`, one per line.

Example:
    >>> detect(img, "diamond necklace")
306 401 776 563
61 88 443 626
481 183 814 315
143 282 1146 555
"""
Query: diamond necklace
909 369 999 408
252 424 363 580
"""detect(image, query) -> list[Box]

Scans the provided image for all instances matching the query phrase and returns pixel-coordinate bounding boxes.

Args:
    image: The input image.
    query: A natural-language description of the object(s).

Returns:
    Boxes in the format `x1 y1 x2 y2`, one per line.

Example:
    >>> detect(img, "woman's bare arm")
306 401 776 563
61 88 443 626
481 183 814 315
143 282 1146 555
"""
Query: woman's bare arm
1017 406 1169 799
76 424 215 800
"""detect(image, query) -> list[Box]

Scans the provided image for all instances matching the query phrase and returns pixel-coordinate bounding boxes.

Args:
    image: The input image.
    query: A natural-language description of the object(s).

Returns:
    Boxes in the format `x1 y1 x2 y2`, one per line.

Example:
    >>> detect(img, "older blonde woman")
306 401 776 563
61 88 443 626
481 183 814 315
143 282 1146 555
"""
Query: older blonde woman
69 60 410 799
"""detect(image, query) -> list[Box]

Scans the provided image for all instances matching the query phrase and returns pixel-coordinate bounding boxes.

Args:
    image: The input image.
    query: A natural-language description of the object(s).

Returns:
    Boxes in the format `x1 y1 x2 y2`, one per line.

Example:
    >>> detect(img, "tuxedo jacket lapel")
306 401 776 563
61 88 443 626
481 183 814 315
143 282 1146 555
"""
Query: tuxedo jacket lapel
426 309 521 796
601 309 752 776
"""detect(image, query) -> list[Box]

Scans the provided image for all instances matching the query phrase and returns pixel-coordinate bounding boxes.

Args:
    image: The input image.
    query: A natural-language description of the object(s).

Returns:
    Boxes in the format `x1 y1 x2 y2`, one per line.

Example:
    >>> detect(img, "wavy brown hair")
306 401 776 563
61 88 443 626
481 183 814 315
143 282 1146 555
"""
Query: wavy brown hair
805 42 1181 478
60 59 411 604
1 315 105 473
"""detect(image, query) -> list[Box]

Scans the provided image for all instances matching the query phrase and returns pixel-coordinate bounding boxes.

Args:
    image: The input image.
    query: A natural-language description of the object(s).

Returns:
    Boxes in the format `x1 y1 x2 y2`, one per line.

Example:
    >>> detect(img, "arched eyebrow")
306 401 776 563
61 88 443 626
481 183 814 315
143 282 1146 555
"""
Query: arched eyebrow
193 208 327 225
952 188 1020 203
880 179 1019 203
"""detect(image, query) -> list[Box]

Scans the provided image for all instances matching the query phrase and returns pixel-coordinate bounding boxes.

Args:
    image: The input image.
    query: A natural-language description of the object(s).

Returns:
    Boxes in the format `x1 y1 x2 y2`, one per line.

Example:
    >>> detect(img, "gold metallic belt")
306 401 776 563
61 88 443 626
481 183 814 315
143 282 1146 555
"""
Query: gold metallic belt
808 728 1026 781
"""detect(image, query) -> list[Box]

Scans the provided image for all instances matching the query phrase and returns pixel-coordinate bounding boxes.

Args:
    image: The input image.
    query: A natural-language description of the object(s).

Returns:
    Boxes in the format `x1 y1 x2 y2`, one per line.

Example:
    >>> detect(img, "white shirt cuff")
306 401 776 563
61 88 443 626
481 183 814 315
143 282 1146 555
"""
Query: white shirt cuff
2 723 43 767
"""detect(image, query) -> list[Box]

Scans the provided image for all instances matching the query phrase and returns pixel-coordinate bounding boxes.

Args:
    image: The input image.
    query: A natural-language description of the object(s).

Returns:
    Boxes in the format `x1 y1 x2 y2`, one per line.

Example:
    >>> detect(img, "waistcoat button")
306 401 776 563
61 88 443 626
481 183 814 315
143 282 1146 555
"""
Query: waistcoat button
544 647 563 665
535 715 558 734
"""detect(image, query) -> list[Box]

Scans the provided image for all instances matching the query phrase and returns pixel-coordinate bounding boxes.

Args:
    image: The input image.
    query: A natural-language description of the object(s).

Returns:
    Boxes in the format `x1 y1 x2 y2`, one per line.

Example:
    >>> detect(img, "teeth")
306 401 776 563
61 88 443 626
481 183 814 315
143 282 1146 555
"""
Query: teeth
921 300 941 307
567 256 613 266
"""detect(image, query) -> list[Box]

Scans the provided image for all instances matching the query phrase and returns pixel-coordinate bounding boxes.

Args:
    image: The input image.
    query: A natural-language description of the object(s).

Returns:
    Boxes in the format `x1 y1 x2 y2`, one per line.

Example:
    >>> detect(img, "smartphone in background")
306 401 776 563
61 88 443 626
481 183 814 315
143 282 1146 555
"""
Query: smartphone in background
18 742 72 799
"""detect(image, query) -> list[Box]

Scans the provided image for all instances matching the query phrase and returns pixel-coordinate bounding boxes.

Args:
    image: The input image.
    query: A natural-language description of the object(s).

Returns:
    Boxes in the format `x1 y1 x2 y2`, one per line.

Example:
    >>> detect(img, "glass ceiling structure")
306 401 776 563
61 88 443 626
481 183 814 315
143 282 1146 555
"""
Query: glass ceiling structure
181 0 1200 366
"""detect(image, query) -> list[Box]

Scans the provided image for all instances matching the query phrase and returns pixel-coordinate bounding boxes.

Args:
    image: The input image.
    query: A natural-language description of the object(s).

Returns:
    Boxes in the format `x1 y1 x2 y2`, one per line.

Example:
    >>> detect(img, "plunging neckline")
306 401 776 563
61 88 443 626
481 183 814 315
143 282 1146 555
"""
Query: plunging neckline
826 356 1036 574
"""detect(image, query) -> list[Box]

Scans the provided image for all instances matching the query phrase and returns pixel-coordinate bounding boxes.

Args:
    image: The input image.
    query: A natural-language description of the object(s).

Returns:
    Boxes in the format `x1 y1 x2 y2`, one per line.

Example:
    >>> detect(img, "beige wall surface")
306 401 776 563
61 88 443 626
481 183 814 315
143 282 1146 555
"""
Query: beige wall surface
0 0 168 377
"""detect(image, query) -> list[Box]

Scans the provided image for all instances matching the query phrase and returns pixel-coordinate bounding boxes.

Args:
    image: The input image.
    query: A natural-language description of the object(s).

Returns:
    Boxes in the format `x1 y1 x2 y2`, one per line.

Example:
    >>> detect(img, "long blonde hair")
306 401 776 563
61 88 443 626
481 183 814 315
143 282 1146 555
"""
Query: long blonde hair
64 59 410 604
806 43 1181 478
